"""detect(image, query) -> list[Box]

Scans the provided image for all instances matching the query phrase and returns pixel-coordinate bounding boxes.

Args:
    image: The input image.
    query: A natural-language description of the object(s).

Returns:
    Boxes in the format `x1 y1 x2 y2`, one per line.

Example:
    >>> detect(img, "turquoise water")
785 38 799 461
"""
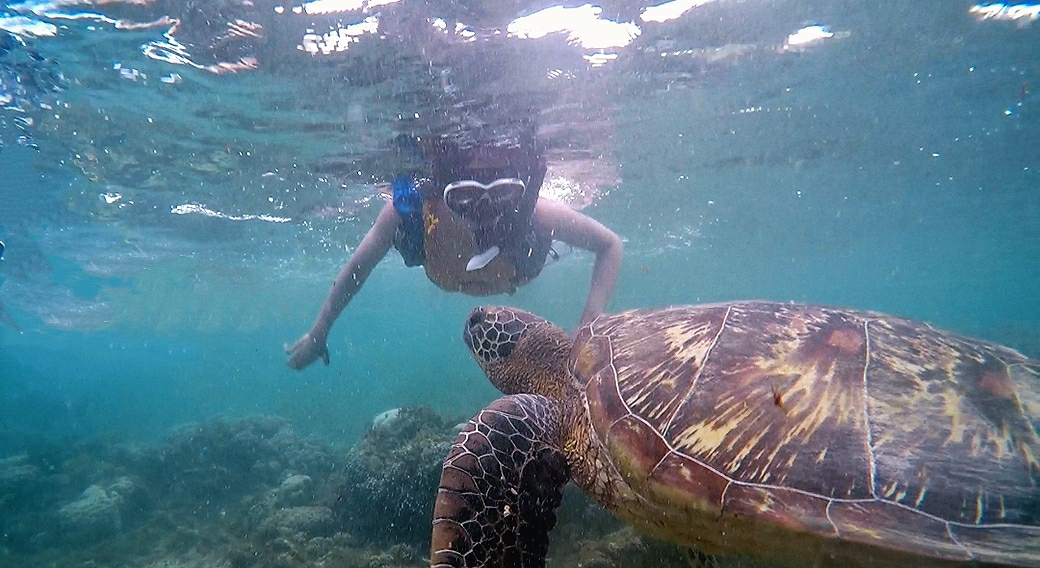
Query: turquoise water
0 0 1038 565
6 0 1036 446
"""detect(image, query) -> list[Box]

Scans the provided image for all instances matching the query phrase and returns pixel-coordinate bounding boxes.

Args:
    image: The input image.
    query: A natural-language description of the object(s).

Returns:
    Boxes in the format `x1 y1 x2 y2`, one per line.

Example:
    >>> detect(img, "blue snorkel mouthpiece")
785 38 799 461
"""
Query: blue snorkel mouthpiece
391 174 421 215
391 174 426 267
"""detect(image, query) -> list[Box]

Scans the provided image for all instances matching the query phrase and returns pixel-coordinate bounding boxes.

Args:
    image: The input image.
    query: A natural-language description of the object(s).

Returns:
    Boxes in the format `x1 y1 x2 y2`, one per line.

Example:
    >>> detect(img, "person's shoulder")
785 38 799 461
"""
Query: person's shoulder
535 196 578 215
535 197 587 224
370 199 404 233
378 198 404 219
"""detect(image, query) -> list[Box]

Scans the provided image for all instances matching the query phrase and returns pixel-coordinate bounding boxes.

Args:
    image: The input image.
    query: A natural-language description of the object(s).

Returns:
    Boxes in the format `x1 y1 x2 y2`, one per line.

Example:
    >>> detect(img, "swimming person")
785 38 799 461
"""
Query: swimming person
285 134 623 370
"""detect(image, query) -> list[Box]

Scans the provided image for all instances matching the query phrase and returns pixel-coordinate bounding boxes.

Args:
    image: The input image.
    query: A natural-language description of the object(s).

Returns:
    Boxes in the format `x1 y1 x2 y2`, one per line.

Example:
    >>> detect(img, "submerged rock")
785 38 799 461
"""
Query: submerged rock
130 415 337 513
274 474 314 508
259 506 336 539
54 475 143 545
57 484 123 542
2 411 464 566
335 405 460 548
551 526 711 568
371 408 401 431
0 455 39 499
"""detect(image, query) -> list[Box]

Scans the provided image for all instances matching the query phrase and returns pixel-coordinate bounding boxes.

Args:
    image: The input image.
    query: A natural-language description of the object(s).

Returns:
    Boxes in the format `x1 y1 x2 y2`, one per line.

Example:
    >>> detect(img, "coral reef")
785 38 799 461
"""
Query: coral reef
334 405 460 548
128 415 337 514
0 454 50 553
548 496 781 568
556 525 707 568
0 407 715 568
0 410 455 567
0 454 39 508
57 482 125 542
259 506 336 539
273 474 315 508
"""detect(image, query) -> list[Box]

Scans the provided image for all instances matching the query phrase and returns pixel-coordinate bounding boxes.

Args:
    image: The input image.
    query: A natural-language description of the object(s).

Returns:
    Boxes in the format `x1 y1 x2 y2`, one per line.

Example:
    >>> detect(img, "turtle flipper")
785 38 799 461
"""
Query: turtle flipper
431 394 570 568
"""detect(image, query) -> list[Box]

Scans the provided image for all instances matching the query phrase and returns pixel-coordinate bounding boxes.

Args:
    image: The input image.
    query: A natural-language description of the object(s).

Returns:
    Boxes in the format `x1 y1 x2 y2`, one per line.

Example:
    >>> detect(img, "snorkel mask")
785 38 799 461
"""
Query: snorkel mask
444 178 527 217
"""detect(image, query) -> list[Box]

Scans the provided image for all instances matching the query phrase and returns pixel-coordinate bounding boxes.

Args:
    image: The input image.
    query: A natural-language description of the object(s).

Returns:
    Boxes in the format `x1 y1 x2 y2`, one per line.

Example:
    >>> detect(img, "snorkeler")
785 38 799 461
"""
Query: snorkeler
285 134 623 370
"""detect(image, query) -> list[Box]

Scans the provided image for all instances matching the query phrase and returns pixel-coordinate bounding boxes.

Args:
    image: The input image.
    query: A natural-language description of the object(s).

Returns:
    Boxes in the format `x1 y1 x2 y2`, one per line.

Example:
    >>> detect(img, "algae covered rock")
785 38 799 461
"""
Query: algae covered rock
1 410 464 566
273 474 314 508
259 506 336 539
132 415 336 512
334 405 460 548
0 455 39 506
58 484 123 542
55 475 144 545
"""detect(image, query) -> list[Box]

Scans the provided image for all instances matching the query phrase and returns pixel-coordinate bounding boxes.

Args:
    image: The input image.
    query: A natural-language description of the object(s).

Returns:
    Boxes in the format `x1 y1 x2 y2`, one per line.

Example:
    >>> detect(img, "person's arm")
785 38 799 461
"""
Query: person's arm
286 201 401 370
534 198 623 327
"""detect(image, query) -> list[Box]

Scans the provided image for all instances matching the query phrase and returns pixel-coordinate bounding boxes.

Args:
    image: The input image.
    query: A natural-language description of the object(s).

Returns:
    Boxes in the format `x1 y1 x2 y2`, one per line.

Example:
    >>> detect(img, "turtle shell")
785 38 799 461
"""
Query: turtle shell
571 301 1040 566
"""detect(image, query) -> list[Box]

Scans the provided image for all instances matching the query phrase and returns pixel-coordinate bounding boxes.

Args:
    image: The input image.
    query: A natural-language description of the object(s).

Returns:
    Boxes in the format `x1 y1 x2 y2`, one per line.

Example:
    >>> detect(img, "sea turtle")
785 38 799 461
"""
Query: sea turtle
431 301 1040 567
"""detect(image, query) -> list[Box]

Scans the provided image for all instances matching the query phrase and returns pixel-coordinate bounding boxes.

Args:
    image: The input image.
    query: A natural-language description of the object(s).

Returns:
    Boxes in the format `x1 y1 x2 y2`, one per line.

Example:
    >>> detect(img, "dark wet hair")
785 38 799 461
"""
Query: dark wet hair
419 126 546 212
428 139 541 182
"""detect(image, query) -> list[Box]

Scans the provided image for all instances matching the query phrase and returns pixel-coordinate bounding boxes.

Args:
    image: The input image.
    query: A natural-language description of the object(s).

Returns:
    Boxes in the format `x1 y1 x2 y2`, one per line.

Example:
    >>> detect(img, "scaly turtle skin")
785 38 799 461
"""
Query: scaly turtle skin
431 301 1040 568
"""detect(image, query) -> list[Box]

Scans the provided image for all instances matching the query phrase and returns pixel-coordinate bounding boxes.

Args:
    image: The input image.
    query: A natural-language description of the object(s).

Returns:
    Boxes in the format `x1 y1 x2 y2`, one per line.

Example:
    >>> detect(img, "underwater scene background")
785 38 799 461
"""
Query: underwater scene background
0 0 1038 566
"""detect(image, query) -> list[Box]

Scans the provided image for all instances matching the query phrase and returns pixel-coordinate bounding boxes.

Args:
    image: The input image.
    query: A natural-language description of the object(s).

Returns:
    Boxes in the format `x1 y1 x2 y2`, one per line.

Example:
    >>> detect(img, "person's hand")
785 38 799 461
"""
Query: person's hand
285 331 330 370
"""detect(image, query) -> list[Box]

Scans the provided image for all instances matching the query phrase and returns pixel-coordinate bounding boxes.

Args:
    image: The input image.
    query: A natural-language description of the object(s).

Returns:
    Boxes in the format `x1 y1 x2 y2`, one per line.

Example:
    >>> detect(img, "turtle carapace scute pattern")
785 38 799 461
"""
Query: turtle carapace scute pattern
432 301 1040 568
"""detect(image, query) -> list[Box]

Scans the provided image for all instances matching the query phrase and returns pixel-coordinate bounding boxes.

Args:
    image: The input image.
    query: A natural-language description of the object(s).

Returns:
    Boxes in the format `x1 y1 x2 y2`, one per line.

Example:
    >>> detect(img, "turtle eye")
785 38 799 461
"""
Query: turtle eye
464 308 489 353
467 309 486 330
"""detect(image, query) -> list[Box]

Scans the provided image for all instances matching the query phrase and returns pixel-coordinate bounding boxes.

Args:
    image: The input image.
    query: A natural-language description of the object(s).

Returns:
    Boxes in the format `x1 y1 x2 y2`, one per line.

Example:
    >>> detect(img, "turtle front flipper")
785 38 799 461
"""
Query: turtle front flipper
431 394 570 568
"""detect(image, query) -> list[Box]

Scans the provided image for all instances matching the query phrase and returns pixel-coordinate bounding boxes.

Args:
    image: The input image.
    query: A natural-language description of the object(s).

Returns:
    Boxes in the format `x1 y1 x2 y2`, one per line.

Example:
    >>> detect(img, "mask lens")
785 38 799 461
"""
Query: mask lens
444 181 486 212
486 179 525 206
444 178 526 216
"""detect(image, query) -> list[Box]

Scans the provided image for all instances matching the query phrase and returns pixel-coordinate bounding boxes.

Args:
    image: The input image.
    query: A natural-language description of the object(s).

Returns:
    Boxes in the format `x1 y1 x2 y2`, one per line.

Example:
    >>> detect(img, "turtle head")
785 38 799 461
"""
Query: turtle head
464 306 573 398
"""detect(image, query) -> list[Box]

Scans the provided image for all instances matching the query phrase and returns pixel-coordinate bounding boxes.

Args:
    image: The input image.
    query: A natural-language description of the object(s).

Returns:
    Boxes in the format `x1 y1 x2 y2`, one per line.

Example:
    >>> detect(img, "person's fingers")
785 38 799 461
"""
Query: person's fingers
285 333 310 354
284 334 328 369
